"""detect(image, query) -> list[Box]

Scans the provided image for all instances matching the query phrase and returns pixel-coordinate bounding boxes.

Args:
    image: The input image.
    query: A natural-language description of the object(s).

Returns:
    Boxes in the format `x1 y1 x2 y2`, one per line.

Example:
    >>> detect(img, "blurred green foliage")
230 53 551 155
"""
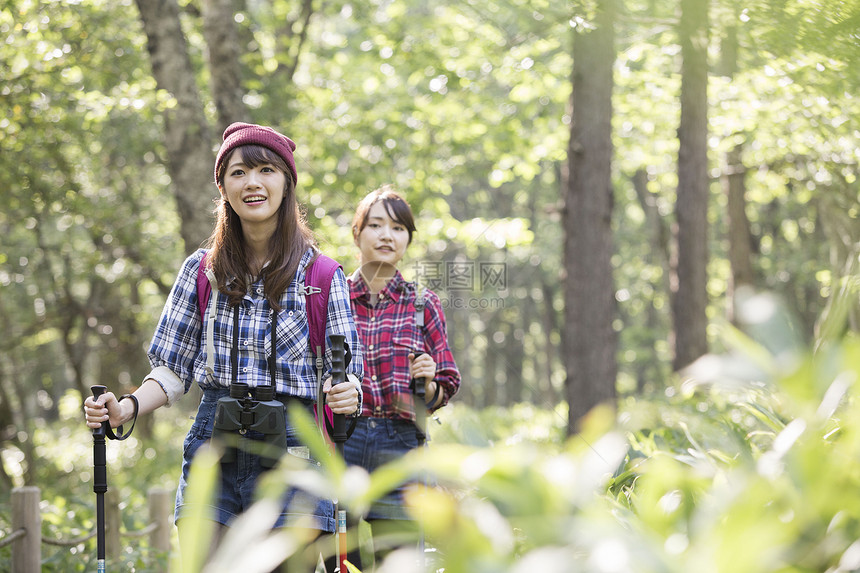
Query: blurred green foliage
3 0 860 569
5 289 860 572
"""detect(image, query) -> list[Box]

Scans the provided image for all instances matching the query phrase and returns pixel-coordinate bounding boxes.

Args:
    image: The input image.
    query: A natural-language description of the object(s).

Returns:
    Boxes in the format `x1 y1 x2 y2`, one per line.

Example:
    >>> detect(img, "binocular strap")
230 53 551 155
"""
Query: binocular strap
230 303 277 390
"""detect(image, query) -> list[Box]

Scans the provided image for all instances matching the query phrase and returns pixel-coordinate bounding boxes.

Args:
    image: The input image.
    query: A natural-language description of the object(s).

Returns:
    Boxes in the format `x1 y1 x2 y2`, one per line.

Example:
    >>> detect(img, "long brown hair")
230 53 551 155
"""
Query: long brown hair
207 144 315 310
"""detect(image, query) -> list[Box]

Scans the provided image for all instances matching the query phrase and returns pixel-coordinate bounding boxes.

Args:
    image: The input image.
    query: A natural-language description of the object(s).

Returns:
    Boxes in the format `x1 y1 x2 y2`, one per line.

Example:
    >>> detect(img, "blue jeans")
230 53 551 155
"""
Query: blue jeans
342 417 422 520
174 388 335 532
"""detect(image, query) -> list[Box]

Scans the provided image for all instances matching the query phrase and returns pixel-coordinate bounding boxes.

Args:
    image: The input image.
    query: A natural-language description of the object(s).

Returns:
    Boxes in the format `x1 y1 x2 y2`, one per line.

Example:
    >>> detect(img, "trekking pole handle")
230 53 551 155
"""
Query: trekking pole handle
91 385 109 439
329 334 348 446
411 352 427 401
90 386 108 499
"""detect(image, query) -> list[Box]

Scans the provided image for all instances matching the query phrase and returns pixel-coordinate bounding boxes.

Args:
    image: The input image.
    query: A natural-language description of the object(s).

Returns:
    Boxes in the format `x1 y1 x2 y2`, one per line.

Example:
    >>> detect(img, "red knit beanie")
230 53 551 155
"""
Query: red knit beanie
214 122 298 185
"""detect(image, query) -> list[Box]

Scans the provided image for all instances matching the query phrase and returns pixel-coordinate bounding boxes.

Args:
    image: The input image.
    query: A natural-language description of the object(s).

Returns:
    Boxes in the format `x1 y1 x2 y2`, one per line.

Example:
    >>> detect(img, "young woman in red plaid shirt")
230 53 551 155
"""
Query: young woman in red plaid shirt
341 185 460 569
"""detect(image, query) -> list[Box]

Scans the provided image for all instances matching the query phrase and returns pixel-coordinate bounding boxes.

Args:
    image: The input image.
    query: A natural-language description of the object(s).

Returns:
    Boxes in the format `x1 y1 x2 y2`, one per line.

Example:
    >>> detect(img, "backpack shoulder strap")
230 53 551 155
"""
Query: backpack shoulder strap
303 253 342 356
197 251 218 375
414 284 426 330
197 252 212 319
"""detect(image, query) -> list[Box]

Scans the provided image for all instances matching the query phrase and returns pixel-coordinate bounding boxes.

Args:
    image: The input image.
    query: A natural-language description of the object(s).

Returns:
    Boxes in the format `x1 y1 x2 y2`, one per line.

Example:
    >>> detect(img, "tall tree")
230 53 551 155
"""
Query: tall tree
631 169 672 391
202 0 247 130
722 143 755 322
670 0 710 371
563 0 618 433
134 0 215 252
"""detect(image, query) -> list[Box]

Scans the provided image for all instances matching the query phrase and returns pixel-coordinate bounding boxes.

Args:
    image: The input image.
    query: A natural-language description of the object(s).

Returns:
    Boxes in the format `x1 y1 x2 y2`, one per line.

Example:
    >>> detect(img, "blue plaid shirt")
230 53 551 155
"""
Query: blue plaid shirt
147 248 363 401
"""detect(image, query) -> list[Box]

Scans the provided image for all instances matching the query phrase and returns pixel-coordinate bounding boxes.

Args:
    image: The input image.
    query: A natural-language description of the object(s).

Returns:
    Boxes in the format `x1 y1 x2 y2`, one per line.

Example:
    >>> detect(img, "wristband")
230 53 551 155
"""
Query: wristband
426 380 442 408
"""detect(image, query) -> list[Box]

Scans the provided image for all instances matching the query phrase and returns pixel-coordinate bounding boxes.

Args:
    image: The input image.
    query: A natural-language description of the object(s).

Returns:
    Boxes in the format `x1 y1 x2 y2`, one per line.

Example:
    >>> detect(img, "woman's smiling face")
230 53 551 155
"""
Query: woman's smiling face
355 201 410 268
219 148 287 230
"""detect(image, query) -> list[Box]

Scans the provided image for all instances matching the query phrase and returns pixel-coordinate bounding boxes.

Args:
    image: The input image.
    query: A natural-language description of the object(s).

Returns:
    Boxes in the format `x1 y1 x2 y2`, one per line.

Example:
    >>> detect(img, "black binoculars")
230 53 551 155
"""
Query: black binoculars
212 382 286 468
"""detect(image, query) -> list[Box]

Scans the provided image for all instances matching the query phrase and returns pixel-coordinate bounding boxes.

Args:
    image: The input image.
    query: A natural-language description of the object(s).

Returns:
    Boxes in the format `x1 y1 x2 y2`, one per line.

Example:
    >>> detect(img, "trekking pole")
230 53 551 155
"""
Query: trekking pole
91 385 109 573
90 385 138 572
329 334 349 572
411 354 427 449
410 353 428 571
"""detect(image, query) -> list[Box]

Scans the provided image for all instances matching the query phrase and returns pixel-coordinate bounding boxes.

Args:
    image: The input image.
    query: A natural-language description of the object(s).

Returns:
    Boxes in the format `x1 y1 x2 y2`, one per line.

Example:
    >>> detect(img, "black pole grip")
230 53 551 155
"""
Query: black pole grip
91 385 108 495
329 334 348 448
411 352 427 401
91 385 109 440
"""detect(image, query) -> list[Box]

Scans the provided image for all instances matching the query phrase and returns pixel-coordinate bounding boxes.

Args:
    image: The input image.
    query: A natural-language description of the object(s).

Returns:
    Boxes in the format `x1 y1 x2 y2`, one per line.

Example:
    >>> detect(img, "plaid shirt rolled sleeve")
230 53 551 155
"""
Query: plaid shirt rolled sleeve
349 270 459 421
147 250 205 395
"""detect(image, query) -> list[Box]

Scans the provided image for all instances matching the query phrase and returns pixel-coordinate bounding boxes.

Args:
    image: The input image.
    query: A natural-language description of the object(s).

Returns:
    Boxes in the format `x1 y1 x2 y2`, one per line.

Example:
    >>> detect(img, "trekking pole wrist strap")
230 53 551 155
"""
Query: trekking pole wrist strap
107 394 139 441
426 380 442 407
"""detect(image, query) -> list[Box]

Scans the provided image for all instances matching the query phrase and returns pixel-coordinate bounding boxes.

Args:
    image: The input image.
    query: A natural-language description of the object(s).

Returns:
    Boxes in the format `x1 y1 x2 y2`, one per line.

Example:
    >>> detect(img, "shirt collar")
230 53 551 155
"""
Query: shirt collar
297 248 316 279
232 247 317 288
349 269 408 303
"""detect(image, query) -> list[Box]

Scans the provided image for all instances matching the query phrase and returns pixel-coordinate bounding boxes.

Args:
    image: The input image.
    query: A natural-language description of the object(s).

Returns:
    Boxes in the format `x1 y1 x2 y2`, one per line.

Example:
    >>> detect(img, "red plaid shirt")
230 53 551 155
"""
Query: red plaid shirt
348 270 460 420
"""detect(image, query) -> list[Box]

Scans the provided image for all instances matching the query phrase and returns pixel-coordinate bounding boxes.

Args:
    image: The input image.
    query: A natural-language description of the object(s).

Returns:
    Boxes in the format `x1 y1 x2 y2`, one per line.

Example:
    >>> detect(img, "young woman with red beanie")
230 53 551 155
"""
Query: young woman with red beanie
328 185 460 571
83 123 363 571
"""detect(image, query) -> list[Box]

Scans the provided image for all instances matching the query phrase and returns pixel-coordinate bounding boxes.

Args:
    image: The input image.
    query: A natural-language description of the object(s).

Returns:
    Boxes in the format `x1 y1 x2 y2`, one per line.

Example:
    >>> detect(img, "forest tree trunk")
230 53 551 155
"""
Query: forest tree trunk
671 0 710 371
276 0 315 84
135 0 216 253
202 0 247 131
631 169 671 392
723 144 754 323
563 0 618 434
483 309 500 407
541 281 560 404
505 315 525 405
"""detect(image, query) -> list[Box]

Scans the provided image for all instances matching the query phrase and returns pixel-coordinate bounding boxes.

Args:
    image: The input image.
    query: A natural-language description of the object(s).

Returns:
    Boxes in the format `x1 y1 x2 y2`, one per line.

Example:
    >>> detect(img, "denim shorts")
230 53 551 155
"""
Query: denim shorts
342 417 423 520
174 388 335 532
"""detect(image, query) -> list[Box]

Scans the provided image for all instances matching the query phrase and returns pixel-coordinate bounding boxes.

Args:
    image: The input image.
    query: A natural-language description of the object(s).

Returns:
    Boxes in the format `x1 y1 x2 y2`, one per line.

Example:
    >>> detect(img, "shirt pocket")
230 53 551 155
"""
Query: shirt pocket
274 308 309 363
193 352 220 386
